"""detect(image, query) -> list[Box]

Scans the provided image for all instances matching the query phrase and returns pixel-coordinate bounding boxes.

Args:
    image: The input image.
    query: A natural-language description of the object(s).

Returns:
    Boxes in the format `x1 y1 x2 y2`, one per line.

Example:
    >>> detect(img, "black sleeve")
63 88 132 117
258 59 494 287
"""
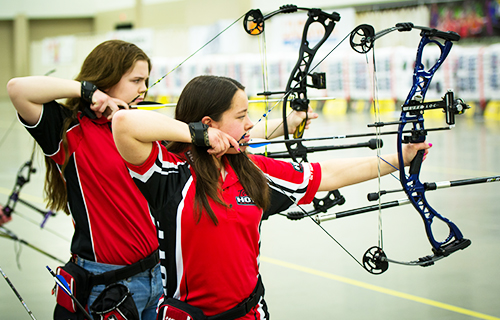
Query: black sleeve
19 101 74 156
262 186 295 220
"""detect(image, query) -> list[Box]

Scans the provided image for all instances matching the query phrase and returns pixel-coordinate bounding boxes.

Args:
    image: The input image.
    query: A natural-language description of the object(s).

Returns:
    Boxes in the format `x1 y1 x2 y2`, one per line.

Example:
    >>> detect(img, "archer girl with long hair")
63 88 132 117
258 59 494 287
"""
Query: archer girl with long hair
112 75 431 320
7 40 163 320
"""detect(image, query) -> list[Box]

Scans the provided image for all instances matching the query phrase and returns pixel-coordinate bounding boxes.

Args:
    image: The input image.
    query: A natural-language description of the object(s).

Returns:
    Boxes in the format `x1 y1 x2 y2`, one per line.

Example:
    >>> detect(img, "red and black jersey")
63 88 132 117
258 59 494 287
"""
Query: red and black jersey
126 141 321 319
20 101 158 265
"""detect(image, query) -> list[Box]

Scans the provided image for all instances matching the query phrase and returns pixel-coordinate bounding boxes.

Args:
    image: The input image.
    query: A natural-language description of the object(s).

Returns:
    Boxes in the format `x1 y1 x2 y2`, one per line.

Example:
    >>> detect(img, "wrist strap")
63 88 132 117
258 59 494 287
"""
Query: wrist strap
81 81 97 102
188 122 210 147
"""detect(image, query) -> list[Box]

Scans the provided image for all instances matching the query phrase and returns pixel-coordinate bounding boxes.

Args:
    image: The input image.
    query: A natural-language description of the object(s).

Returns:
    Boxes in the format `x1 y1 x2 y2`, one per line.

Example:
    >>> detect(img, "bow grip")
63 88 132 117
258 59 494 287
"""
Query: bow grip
293 119 307 139
409 149 425 175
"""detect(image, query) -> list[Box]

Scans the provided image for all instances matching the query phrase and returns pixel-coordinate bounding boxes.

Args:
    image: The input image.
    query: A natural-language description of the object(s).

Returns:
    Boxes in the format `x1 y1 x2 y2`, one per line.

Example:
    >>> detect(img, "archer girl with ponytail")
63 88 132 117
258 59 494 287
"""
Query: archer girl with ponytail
112 75 431 320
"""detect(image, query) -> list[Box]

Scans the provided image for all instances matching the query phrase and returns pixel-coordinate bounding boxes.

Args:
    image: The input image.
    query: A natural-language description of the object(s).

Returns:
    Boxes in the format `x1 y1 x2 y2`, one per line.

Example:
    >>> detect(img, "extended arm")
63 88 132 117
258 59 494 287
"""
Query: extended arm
318 142 431 191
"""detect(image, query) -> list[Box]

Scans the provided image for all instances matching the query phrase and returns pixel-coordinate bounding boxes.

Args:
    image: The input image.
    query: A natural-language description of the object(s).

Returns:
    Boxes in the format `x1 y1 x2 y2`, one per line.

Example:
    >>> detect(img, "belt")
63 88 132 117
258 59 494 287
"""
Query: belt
87 250 159 287
208 276 265 320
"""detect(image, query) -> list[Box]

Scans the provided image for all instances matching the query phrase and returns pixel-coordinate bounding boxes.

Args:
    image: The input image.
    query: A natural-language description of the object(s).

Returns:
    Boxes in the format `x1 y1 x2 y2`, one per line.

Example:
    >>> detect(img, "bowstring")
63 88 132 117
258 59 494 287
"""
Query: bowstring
131 13 247 103
367 37 409 253
258 25 270 157
0 118 17 150
369 43 384 251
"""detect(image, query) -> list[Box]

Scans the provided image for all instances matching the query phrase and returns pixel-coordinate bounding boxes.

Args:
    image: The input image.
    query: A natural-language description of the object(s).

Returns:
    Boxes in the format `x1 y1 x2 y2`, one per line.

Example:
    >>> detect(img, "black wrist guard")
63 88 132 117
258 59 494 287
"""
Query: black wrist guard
81 81 97 102
188 122 210 147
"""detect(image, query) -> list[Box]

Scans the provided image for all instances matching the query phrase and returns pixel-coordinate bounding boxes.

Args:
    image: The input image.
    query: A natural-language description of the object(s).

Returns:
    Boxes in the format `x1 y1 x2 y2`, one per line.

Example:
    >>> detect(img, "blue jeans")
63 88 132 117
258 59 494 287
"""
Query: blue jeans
76 257 163 320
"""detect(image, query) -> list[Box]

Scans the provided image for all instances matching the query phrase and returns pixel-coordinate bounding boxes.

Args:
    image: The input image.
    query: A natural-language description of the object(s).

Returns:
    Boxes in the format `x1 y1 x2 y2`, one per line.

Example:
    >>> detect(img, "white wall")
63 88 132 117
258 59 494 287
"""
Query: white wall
0 0 408 19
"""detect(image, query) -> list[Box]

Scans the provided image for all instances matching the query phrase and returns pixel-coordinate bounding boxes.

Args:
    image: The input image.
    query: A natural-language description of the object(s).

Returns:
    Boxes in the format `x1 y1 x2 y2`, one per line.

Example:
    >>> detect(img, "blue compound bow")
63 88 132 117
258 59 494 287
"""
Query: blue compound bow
349 22 471 274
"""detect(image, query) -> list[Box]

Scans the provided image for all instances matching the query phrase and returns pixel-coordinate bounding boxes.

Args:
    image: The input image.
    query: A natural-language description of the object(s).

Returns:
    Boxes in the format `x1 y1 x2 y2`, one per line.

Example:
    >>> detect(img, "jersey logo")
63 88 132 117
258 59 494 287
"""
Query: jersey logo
292 162 303 172
236 189 256 206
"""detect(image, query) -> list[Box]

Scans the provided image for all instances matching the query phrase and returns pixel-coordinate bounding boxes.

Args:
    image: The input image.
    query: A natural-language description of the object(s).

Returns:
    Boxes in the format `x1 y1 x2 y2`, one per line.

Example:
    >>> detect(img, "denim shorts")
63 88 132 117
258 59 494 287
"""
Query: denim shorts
75 257 163 320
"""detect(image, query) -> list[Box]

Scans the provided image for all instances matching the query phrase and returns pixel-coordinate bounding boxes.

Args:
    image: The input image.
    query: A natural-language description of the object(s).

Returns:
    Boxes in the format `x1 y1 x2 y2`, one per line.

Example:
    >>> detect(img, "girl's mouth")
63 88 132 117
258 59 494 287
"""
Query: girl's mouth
241 133 250 143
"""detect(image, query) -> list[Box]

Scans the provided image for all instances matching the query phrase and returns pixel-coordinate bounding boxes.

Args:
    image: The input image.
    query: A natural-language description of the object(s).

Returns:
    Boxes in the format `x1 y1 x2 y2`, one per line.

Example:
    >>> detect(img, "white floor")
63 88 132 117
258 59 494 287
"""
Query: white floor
0 97 499 319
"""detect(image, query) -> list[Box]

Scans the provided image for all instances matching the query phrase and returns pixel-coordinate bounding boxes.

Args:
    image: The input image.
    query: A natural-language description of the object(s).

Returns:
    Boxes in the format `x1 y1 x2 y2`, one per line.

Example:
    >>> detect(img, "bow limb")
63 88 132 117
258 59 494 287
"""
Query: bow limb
3 141 37 217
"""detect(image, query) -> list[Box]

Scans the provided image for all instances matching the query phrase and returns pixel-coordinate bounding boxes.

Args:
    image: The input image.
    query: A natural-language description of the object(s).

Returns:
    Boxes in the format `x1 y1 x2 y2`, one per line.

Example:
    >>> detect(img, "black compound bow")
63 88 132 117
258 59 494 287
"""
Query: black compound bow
243 5 349 219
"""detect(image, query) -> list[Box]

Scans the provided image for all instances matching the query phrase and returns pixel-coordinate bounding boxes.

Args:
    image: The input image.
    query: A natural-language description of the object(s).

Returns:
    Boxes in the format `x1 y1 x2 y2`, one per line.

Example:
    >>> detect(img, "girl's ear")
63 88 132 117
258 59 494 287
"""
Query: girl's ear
202 116 215 128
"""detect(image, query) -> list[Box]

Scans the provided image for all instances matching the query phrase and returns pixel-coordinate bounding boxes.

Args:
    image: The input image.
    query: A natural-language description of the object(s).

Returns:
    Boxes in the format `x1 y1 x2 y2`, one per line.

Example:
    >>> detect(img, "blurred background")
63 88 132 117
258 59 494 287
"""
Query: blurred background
1 0 499 319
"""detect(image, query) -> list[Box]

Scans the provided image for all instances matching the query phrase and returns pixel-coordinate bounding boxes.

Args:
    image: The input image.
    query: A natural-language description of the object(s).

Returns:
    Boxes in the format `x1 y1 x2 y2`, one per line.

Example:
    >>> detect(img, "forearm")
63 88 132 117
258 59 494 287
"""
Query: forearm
113 109 190 165
7 76 80 125
318 153 399 191
8 76 80 105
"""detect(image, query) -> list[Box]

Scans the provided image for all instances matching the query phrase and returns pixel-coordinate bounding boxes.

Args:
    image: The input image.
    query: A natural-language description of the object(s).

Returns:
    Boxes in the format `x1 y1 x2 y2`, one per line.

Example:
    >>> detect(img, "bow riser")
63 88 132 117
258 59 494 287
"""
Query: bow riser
281 10 345 215
395 27 471 259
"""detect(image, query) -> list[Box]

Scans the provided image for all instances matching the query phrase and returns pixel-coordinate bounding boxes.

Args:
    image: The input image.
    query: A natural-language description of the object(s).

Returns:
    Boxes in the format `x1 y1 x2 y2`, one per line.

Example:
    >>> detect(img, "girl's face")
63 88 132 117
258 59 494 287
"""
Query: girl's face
106 60 149 105
211 89 254 153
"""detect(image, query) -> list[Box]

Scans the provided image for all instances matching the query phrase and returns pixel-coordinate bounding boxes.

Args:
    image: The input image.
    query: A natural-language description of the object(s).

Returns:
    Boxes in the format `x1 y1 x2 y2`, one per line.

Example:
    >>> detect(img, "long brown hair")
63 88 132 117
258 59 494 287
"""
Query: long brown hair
45 40 151 214
168 75 270 225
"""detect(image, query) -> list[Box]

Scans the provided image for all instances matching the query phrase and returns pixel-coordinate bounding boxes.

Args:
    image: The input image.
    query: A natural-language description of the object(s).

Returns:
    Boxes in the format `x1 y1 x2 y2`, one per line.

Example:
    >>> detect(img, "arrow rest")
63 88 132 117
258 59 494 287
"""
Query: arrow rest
363 246 389 274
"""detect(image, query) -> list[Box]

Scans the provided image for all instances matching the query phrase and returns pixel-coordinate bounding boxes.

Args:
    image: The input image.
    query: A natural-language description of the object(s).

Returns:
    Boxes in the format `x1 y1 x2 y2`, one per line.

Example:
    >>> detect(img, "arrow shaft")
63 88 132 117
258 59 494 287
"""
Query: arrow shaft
0 266 37 320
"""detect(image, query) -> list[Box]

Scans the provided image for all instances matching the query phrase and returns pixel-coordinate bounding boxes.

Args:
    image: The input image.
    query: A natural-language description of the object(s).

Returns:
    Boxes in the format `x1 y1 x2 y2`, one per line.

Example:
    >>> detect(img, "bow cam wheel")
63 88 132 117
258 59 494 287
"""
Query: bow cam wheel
244 9 265 35
363 246 389 274
350 24 375 54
